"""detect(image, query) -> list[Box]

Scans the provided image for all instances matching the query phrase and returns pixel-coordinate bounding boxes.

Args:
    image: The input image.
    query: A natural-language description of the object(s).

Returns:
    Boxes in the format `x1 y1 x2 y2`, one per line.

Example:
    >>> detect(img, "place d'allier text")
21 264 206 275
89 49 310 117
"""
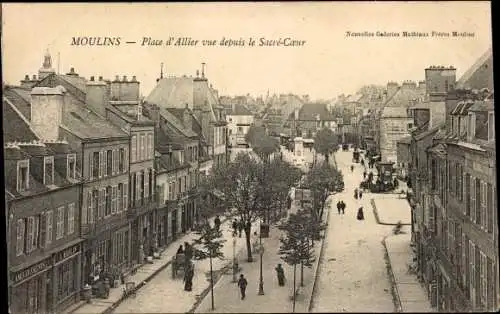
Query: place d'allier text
345 31 475 38
70 36 307 47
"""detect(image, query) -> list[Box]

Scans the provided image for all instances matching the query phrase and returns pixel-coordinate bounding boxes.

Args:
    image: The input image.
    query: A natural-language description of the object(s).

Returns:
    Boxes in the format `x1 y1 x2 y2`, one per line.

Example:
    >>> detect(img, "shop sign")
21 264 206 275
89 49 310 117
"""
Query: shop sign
55 244 80 263
13 259 50 284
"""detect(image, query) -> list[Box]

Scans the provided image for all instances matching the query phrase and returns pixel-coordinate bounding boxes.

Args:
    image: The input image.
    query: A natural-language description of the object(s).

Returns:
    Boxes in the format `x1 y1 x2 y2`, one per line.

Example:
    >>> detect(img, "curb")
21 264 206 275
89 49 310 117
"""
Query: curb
382 236 403 313
307 158 335 312
370 198 411 226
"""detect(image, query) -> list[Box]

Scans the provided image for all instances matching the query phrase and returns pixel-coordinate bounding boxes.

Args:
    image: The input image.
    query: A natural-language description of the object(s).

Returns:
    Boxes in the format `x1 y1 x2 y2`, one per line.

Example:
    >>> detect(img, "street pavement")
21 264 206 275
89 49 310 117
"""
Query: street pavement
110 219 259 313
310 150 396 313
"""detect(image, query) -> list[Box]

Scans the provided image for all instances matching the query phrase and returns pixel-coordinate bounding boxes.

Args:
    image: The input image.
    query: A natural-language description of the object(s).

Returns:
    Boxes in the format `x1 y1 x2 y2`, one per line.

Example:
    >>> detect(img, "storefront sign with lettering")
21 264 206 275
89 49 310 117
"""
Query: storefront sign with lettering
13 260 50 284
55 244 80 263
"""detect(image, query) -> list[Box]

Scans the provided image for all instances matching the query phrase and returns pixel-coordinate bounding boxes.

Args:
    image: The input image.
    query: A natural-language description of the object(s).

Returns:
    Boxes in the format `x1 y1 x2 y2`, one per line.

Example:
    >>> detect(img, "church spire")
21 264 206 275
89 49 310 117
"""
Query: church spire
43 49 52 69
39 48 55 80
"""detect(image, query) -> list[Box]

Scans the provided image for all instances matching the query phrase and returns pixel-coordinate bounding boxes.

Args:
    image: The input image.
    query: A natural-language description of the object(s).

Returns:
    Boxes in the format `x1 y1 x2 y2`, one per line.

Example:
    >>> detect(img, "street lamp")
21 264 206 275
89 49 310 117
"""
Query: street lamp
258 219 265 295
232 237 237 283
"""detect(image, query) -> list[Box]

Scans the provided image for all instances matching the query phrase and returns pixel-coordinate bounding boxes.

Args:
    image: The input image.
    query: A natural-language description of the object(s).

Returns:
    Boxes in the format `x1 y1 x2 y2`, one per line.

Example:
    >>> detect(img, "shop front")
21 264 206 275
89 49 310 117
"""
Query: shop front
52 241 82 312
10 257 51 314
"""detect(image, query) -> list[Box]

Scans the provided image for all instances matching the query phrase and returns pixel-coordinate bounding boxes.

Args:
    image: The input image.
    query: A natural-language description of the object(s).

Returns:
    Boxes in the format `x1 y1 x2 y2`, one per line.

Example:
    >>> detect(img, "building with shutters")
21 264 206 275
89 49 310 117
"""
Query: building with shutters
4 94 84 313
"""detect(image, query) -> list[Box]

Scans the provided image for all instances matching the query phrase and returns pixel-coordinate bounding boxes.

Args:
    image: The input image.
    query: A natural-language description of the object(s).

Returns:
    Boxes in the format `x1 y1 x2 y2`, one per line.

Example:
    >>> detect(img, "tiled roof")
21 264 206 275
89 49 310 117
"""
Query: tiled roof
161 107 198 138
450 100 475 115
384 87 425 107
62 102 128 140
146 77 194 108
107 105 154 125
381 106 408 118
295 103 335 121
468 100 494 112
229 104 253 116
59 74 87 92
3 86 32 120
457 48 493 91
3 98 39 143
414 124 443 141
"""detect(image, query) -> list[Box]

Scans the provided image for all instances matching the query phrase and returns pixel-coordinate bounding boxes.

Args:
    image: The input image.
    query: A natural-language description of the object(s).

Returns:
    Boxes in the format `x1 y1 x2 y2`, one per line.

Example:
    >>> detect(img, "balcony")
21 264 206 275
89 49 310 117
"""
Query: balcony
81 211 129 238
127 196 158 219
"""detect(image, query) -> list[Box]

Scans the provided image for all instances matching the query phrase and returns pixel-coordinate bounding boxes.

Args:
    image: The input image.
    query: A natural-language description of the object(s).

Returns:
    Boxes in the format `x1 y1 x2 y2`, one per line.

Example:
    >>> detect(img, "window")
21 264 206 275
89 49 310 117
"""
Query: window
106 150 112 176
112 150 117 175
99 151 105 178
67 154 76 179
123 183 128 211
112 186 117 214
447 221 454 258
105 186 112 216
140 171 145 201
91 190 98 223
131 135 137 163
431 159 437 190
46 211 53 245
136 172 142 201
168 182 174 200
67 204 75 235
147 133 153 159
475 178 481 224
17 160 29 192
56 207 64 240
119 148 125 172
144 171 149 200
465 173 471 216
488 112 495 141
98 189 105 219
474 111 489 140
457 164 463 201
92 152 99 179
16 219 25 256
118 184 123 212
44 156 54 185
469 241 476 300
177 178 182 194
486 183 493 232
57 259 75 300
480 251 487 309
140 133 146 161
149 169 153 198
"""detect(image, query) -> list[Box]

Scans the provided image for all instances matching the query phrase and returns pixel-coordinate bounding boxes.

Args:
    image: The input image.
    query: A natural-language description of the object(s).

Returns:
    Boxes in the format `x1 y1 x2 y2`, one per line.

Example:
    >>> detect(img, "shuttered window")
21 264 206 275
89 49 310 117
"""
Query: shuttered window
98 189 105 219
486 258 495 310
67 203 75 235
16 219 25 256
144 170 149 199
117 184 123 212
479 251 487 309
56 207 64 240
486 183 493 232
475 178 481 225
465 173 471 216
111 186 117 214
46 210 53 245
469 241 476 304
470 176 476 223
147 133 153 159
123 183 128 211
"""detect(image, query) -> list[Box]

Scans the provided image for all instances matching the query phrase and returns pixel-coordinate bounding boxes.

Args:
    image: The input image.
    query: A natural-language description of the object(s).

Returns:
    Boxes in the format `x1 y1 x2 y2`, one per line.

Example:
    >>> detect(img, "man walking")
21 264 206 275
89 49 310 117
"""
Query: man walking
337 201 341 214
214 215 221 231
341 201 346 214
238 274 248 300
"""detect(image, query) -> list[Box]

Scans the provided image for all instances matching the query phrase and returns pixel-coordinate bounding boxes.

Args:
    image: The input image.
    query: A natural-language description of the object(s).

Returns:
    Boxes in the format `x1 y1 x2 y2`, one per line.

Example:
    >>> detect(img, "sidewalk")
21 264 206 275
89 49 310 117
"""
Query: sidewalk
371 197 411 226
194 212 325 313
68 215 231 314
383 232 435 313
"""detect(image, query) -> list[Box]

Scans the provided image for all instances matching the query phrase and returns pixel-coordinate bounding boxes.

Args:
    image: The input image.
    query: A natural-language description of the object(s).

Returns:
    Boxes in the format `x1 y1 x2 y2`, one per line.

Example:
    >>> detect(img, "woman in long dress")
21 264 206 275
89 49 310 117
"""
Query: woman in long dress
357 207 364 220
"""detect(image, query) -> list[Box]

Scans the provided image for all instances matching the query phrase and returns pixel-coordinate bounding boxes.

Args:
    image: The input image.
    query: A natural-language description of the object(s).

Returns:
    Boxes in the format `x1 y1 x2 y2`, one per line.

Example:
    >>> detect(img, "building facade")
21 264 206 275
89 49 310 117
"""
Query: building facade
226 103 254 148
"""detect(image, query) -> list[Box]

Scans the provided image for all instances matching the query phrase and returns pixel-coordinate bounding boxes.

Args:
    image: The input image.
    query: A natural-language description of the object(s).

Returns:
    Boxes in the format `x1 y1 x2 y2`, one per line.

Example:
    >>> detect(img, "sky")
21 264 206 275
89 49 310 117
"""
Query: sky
2 2 493 100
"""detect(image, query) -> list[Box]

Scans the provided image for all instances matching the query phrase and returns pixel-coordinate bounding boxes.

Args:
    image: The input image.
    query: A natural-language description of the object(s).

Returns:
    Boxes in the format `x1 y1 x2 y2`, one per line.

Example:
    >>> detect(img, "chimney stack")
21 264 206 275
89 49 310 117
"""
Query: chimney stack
196 70 200 78
90 76 95 81
201 62 206 78
32 75 37 80
132 76 137 82
114 75 120 82
24 75 30 80
99 76 103 81
122 75 127 82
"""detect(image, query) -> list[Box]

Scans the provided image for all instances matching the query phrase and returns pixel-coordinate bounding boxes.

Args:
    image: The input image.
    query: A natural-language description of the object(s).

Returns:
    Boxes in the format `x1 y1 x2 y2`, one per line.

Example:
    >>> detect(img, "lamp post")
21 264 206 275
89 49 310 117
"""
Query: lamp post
258 219 265 295
232 237 237 283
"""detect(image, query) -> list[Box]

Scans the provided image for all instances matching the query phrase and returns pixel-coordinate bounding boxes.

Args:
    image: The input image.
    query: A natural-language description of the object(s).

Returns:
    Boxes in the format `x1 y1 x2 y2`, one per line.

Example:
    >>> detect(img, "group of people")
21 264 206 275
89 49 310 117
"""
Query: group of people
232 219 248 238
176 242 195 291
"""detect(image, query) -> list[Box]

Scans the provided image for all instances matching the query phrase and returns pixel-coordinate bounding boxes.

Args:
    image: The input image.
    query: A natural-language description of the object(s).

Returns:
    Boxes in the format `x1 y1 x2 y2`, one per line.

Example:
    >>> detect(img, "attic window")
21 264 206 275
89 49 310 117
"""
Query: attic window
17 160 30 192
44 156 55 185
67 154 76 179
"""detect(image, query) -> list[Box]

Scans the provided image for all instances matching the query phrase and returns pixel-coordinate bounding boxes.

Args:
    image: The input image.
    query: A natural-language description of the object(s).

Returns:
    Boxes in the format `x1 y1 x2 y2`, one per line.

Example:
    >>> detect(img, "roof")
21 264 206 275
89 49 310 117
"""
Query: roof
293 103 335 121
426 143 447 157
450 100 475 115
62 102 128 140
414 124 443 141
162 107 198 138
457 48 493 91
3 86 32 120
345 94 363 103
229 104 253 116
468 100 494 112
107 104 154 125
59 74 87 92
384 87 425 107
381 106 409 118
3 98 39 142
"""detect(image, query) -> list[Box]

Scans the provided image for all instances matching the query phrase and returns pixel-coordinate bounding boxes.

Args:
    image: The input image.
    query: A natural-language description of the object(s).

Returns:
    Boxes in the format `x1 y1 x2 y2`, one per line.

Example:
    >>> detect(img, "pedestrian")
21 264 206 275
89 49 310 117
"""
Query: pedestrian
184 262 194 291
359 190 363 199
275 264 286 286
252 231 259 253
232 219 238 237
354 189 358 200
351 165 354 172
341 201 346 214
238 220 244 238
214 215 221 231
357 207 364 220
337 201 341 214
363 171 367 179
176 245 184 255
238 274 248 300
184 242 193 262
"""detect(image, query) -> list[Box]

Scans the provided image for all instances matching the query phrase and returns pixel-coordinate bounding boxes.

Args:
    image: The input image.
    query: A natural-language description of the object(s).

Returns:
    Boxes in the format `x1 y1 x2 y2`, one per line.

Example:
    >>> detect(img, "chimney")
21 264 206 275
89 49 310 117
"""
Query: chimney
24 75 30 81
114 75 120 82
86 77 108 116
99 76 103 81
132 76 137 82
122 75 127 82
66 67 78 76
144 104 160 127
32 75 37 81
31 86 66 141
21 75 36 88
201 63 206 79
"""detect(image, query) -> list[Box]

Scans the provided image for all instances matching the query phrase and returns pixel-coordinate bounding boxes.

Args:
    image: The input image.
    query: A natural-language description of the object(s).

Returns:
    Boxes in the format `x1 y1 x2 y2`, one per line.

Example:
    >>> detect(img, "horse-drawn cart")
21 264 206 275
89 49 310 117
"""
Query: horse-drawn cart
171 253 187 279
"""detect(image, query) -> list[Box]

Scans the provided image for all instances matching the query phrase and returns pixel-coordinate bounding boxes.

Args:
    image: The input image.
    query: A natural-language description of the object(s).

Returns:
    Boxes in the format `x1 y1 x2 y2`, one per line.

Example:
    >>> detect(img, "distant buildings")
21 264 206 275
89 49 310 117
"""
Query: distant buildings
285 103 337 139
226 103 254 148
379 106 414 163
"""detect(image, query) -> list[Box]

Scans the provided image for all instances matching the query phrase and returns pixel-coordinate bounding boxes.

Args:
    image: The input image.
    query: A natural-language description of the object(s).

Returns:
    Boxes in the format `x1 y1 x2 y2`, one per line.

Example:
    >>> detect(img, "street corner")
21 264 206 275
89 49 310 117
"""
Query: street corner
371 197 411 225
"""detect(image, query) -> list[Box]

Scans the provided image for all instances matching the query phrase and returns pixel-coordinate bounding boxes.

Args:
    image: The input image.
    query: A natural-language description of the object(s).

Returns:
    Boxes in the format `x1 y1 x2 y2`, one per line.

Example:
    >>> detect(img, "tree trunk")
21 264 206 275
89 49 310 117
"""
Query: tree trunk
292 264 297 312
300 262 304 287
324 153 329 164
245 224 253 262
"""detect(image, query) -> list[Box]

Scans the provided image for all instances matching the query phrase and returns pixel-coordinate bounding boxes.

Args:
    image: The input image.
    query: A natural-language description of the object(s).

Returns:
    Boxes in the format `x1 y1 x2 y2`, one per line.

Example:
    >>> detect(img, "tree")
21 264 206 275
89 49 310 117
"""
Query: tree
305 161 341 220
278 209 316 312
191 223 226 310
246 125 280 163
313 127 338 164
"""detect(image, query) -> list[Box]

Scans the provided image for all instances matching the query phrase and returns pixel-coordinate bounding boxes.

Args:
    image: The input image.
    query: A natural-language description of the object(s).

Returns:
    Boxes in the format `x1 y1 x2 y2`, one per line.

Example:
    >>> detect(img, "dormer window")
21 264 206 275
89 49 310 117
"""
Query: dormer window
17 160 30 192
44 156 54 185
488 112 495 141
67 154 76 179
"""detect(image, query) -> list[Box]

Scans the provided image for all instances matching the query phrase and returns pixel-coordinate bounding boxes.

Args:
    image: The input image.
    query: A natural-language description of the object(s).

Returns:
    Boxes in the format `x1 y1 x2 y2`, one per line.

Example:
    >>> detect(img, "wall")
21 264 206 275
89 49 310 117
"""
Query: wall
31 87 65 141
425 68 457 95
379 117 413 162
110 78 140 102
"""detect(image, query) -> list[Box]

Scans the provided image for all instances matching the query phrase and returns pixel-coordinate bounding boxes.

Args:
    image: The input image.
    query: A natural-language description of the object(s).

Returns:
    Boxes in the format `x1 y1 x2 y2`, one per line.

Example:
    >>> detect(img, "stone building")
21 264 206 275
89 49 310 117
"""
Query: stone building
4 95 84 313
286 103 336 139
379 106 414 163
226 103 254 148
